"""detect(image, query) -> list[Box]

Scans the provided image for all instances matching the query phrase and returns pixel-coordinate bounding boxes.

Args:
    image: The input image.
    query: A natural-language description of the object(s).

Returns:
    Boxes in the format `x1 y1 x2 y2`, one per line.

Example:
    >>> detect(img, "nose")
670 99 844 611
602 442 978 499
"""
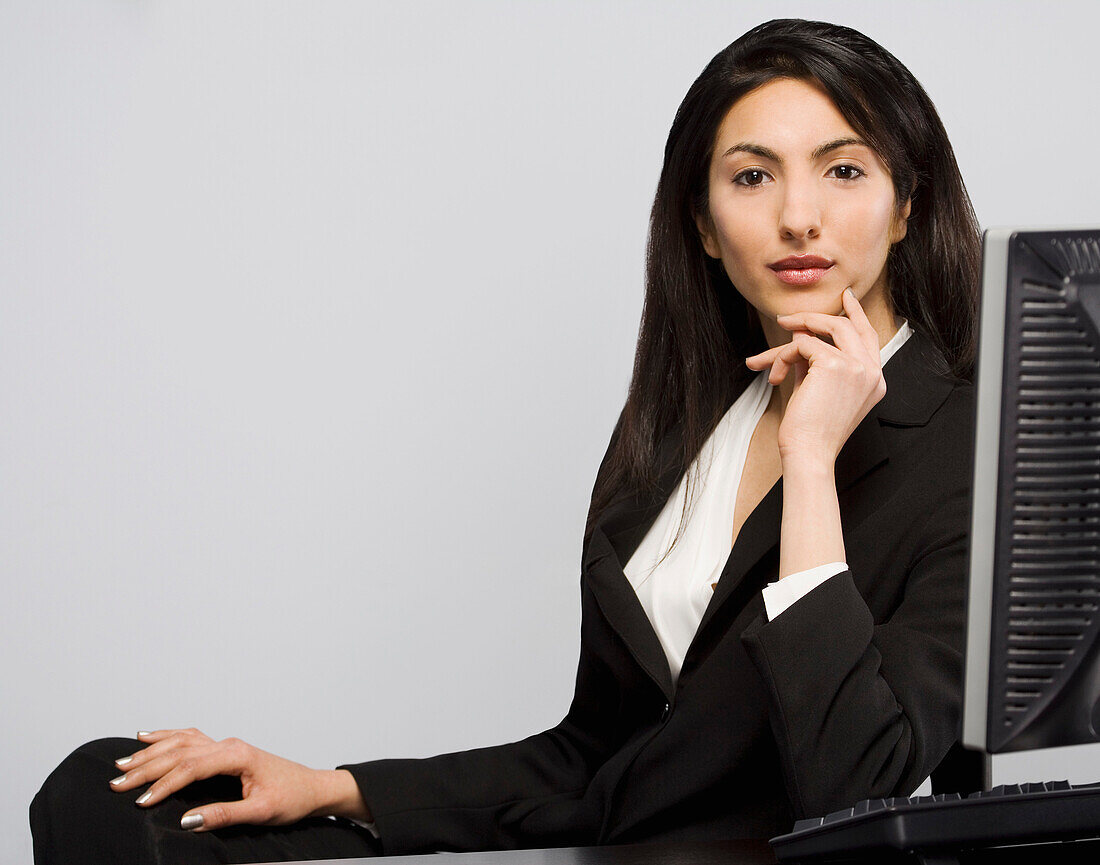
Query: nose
777 177 822 241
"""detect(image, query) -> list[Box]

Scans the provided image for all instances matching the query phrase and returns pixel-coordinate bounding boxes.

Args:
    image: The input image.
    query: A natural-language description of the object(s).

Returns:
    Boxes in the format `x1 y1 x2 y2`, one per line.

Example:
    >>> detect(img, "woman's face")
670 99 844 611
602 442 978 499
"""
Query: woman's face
696 77 910 348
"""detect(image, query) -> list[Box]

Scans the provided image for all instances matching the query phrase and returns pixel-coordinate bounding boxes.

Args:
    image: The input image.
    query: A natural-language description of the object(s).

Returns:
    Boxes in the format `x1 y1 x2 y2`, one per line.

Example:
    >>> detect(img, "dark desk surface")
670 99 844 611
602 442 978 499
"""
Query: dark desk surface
272 839 777 865
267 836 1100 864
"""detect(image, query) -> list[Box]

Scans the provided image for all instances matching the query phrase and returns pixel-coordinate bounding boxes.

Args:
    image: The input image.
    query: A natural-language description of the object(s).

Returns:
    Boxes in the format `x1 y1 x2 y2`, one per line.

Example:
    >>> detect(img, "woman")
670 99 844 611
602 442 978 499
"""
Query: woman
31 18 980 862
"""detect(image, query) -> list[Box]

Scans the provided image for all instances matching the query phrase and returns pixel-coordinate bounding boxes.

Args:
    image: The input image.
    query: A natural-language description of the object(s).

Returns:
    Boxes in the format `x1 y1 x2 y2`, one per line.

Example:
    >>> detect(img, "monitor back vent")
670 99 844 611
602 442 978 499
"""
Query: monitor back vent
1049 236 1100 276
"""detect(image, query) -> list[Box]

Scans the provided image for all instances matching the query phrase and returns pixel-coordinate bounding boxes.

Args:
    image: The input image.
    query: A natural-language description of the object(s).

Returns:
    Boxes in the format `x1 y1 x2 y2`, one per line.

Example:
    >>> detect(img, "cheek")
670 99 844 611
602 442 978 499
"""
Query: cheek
840 195 897 262
711 208 760 267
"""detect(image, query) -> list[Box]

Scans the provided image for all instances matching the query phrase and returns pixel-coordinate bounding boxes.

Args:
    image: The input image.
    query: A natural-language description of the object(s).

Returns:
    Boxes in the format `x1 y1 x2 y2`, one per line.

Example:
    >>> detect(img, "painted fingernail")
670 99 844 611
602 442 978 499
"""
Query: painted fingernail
137 730 152 737
136 790 152 805
110 774 127 787
846 287 855 297
115 756 132 767
181 814 204 831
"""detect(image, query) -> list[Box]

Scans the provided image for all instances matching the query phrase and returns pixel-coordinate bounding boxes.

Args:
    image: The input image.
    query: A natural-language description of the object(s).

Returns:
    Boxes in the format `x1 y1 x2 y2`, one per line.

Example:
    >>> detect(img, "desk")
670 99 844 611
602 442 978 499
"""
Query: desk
265 836 1100 864
266 839 776 865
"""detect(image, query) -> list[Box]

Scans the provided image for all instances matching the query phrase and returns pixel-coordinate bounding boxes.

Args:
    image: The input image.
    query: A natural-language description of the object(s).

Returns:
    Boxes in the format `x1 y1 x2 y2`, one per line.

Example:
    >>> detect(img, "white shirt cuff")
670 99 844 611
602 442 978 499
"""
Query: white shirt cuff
333 815 380 839
762 561 848 621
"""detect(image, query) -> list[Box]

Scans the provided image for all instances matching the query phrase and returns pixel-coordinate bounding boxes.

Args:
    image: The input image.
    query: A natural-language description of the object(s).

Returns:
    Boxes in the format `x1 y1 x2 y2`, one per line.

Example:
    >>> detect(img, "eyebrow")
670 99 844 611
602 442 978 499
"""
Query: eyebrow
720 137 871 163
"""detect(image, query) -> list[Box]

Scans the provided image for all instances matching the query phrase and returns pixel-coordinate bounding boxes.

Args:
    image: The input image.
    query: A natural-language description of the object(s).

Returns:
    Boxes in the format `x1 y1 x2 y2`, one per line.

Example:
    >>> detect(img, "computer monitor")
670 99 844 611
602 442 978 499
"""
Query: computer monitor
769 230 1100 863
963 227 1100 755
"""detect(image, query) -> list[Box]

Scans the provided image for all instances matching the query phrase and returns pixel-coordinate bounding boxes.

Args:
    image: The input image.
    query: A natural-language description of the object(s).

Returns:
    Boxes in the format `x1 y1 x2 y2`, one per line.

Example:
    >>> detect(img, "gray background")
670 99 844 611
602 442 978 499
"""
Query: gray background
3 1 1099 862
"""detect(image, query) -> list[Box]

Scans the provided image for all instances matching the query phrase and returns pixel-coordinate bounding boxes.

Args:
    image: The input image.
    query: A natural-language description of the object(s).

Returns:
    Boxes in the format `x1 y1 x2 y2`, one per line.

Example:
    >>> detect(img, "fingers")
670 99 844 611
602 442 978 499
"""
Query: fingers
749 332 839 386
841 287 881 357
142 739 253 810
746 340 800 384
109 729 236 810
180 798 273 833
775 312 863 358
129 728 212 753
137 729 172 743
746 336 817 371
746 288 885 381
774 290 878 360
136 728 191 744
110 741 224 800
114 728 213 774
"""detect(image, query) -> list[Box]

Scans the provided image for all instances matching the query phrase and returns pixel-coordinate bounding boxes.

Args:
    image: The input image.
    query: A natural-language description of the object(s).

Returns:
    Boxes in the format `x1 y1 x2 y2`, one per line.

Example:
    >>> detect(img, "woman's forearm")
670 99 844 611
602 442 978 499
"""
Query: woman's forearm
778 456 846 579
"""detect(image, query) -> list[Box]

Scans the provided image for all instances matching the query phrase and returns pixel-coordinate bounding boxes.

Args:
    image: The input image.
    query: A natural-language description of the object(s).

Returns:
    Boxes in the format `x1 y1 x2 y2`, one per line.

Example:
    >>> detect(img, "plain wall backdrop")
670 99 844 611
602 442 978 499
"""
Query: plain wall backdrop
3 1 1100 861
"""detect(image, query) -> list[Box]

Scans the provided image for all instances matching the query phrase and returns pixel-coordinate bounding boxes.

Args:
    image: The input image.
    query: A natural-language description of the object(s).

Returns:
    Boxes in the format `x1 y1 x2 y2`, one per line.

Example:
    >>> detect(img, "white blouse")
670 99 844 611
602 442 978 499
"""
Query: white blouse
624 322 913 683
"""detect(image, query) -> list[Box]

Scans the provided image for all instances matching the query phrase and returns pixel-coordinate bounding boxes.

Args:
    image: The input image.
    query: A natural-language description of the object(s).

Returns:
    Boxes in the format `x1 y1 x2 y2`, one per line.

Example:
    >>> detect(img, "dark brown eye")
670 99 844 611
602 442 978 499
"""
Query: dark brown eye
829 164 865 181
733 169 769 187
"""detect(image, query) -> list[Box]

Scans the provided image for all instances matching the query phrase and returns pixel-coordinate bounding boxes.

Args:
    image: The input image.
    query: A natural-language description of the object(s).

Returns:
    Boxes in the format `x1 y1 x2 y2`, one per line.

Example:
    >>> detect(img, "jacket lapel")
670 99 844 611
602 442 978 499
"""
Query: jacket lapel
596 419 687 563
584 526 675 700
581 418 690 701
694 478 782 639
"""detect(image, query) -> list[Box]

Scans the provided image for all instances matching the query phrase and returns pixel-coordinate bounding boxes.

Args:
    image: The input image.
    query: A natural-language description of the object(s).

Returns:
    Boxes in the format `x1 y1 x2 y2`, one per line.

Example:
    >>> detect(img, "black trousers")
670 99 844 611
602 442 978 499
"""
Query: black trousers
30 738 381 864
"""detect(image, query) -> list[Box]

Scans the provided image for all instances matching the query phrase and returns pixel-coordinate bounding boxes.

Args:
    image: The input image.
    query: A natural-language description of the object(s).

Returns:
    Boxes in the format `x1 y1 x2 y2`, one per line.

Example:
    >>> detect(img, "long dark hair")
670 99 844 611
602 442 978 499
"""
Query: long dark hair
585 18 981 541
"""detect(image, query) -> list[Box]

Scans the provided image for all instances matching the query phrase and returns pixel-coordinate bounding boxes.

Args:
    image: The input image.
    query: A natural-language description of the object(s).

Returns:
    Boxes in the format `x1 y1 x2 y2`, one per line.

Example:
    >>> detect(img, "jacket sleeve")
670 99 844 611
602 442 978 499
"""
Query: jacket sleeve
740 461 970 821
338 603 622 853
338 415 628 854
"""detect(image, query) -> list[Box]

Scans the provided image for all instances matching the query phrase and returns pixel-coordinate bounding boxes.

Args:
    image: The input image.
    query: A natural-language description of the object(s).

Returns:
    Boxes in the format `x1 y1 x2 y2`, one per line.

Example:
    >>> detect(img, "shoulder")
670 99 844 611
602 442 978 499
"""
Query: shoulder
879 329 973 429
876 331 974 481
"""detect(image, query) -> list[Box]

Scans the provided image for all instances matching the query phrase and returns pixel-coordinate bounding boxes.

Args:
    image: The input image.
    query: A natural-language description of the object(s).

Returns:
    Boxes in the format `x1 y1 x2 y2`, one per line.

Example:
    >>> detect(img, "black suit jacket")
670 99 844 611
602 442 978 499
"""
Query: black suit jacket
342 331 975 854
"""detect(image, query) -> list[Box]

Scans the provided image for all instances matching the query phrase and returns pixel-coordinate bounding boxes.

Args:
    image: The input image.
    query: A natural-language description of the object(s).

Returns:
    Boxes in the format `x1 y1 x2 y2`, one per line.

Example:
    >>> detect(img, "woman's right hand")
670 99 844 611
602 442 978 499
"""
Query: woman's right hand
746 288 887 468
109 728 371 832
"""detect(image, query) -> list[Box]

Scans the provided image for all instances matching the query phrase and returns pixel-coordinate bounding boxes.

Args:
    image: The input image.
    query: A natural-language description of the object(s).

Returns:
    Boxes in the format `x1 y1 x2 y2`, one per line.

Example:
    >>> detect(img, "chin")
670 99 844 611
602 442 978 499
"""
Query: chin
774 288 846 317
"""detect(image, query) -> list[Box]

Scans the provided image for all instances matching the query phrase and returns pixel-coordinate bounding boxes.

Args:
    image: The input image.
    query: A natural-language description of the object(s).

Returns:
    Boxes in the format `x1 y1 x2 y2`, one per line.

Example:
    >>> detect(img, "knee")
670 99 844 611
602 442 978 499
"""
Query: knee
35 738 136 801
31 738 140 839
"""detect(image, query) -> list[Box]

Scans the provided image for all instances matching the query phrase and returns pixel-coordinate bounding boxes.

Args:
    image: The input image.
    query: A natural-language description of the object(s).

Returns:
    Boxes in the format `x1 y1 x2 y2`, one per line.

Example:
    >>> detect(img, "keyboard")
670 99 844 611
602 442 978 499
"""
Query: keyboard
769 781 1100 862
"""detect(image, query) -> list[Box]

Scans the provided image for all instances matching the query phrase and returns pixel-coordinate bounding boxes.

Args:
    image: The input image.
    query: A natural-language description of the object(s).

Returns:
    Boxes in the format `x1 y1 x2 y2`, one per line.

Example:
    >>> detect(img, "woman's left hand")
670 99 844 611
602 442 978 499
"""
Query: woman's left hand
745 288 886 468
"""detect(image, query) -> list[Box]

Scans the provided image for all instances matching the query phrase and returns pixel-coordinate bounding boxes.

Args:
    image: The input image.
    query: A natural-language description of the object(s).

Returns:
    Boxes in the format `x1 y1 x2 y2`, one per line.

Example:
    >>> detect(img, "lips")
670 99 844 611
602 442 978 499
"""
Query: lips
768 255 835 286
